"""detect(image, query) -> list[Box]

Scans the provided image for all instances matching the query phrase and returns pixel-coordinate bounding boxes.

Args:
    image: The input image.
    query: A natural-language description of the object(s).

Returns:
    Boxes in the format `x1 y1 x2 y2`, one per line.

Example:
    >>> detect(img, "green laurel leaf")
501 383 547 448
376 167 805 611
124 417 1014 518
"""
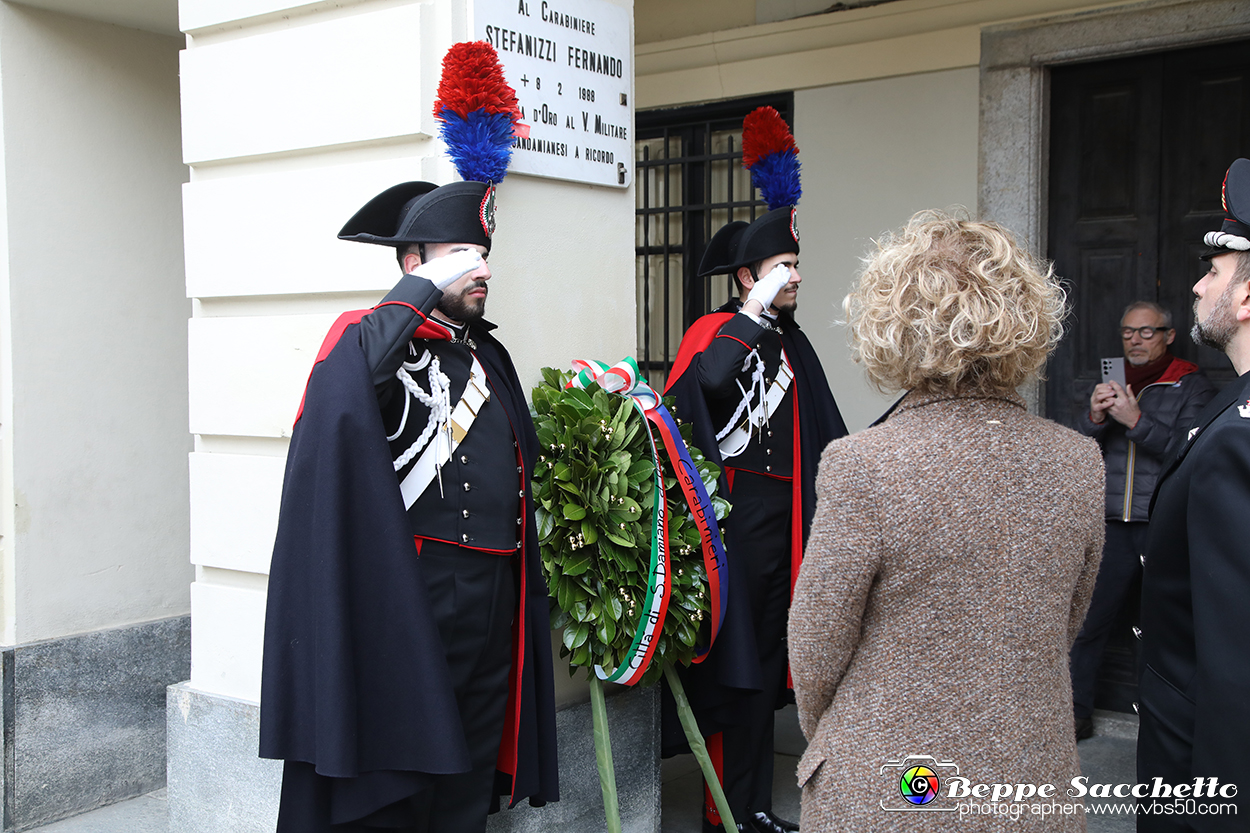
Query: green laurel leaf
532 367 728 683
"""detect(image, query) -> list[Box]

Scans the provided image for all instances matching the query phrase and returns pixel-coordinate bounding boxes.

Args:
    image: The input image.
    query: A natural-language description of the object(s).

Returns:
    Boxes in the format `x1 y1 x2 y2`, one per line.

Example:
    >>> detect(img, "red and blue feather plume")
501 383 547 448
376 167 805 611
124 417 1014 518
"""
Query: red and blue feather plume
433 42 521 184
742 106 801 210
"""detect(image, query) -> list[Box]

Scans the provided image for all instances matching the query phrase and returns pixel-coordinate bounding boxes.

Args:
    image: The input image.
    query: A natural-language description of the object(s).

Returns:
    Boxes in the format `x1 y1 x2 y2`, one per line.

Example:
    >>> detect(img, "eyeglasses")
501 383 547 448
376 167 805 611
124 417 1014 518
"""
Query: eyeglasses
1121 326 1171 340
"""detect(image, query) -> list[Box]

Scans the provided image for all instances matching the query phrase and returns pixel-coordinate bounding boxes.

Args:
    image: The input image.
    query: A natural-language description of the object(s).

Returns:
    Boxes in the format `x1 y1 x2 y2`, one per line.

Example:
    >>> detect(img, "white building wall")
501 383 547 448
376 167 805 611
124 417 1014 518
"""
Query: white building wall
0 7 13 648
180 0 636 706
0 4 190 642
795 67 980 431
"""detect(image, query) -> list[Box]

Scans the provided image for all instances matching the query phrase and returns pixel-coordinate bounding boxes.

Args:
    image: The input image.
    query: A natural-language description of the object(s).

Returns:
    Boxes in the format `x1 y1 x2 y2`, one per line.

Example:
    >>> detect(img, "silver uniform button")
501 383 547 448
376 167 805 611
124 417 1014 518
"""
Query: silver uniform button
516 517 522 525
515 540 522 548
516 465 522 473
460 454 468 464
461 533 469 543
765 465 772 472
518 489 525 497
463 482 471 492
1132 626 1142 640
462 509 470 519
1132 702 1139 715
767 430 773 438
766 449 772 455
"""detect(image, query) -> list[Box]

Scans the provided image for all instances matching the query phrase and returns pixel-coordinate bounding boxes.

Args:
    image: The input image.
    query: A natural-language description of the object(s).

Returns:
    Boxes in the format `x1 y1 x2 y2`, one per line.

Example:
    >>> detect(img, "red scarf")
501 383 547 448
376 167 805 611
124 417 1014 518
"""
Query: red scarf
1124 351 1173 391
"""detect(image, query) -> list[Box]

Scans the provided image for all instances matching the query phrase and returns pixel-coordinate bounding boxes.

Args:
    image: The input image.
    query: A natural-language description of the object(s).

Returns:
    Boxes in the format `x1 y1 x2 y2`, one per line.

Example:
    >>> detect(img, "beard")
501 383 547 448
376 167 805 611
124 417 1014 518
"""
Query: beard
436 280 488 322
772 288 799 314
1191 279 1240 351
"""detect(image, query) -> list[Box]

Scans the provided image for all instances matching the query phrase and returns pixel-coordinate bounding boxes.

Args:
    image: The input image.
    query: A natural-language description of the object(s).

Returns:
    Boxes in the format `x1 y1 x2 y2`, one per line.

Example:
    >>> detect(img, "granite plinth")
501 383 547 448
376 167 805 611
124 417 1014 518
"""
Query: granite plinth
3 616 189 831
167 681 661 833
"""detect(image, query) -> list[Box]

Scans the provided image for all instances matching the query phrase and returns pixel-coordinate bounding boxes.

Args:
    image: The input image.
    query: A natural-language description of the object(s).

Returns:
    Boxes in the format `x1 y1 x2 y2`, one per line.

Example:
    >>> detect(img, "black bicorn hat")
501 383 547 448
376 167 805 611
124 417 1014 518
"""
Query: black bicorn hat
1200 158 1250 260
696 207 800 277
338 180 497 252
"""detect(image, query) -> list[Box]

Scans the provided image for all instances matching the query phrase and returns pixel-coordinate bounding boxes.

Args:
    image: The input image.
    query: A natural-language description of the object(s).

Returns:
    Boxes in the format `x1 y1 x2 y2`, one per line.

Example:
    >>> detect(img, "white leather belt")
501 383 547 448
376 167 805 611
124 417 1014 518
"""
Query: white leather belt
399 355 491 509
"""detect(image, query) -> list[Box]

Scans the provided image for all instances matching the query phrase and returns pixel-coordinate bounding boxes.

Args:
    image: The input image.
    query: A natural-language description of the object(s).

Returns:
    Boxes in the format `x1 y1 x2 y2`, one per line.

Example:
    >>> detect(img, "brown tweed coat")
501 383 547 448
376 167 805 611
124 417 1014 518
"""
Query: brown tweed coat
789 391 1105 832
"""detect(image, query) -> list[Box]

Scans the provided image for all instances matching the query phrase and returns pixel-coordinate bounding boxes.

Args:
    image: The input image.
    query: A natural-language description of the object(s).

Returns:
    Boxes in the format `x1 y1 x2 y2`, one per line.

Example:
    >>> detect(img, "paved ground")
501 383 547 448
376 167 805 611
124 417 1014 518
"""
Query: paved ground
29 709 1137 833
660 707 1139 833
1078 721 1138 833
27 789 168 833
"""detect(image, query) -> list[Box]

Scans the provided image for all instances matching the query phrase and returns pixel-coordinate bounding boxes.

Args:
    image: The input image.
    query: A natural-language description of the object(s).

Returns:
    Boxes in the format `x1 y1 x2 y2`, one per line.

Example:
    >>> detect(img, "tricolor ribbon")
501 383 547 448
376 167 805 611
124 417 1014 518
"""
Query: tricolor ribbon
567 358 728 685
570 358 660 409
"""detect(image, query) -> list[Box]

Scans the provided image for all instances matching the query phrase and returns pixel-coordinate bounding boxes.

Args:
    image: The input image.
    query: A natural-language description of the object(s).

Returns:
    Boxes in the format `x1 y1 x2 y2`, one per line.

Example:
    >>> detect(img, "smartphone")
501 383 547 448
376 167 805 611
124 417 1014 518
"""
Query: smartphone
1101 357 1126 388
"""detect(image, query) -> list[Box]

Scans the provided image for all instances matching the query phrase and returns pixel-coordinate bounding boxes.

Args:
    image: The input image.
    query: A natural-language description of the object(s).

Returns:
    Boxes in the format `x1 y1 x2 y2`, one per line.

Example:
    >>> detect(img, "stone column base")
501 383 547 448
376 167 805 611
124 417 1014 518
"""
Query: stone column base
0 615 189 831
167 682 660 833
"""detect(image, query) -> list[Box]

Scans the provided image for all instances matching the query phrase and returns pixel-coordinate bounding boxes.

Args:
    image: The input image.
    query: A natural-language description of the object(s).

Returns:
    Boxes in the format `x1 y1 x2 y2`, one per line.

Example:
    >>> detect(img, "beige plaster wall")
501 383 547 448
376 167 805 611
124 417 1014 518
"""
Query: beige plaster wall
636 0 1133 105
794 66 980 432
1 5 191 642
635 0 753 44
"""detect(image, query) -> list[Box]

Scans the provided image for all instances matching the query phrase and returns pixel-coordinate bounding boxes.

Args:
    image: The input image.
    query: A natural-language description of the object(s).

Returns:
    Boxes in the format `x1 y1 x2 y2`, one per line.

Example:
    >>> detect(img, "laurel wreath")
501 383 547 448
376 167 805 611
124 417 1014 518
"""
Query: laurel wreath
530 367 730 687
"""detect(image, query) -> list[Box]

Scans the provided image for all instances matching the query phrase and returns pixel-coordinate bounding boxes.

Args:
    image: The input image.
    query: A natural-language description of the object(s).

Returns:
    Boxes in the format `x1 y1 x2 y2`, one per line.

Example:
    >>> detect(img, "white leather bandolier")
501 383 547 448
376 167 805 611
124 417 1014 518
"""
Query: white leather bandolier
397 353 491 509
717 349 794 459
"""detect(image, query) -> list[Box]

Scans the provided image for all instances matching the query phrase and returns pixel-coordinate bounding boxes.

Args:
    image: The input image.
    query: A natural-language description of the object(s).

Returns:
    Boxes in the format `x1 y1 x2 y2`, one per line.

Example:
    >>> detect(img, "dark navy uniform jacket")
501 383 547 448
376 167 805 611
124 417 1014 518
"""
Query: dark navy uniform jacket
1137 369 1250 830
697 311 796 479
364 273 525 553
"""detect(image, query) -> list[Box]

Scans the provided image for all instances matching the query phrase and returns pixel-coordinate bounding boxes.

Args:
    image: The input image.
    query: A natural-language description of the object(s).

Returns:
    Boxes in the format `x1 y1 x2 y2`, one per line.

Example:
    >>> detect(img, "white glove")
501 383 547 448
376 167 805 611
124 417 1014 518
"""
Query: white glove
413 249 482 290
746 263 792 310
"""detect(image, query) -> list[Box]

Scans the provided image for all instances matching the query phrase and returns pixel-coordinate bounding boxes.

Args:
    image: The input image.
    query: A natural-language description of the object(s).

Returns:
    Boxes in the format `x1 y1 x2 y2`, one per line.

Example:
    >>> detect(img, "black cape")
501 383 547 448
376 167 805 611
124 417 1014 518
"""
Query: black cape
660 302 847 748
259 315 558 809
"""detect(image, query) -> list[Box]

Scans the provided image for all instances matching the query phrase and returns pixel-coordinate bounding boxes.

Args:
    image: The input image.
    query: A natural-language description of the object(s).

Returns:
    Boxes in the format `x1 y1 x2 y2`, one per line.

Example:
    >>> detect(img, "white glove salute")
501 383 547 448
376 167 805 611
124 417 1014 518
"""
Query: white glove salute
413 249 482 290
747 262 793 311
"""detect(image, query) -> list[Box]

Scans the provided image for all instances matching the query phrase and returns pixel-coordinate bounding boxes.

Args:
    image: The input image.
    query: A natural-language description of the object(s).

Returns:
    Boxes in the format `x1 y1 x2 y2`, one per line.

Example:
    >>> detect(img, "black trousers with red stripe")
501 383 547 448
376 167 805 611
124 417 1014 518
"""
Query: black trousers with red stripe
276 542 515 833
705 471 793 825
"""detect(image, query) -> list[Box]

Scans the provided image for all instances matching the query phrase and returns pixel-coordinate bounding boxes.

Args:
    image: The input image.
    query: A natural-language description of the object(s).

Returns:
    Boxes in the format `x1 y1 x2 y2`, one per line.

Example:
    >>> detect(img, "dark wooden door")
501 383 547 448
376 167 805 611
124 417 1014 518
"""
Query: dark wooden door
1158 42 1250 377
1047 39 1250 717
1048 54 1163 431
1048 40 1249 430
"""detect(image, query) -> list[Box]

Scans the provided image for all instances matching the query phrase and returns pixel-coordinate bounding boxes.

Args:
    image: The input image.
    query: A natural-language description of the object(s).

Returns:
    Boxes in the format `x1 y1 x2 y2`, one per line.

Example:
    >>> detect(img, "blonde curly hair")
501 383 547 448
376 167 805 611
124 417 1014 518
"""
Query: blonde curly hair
845 210 1068 396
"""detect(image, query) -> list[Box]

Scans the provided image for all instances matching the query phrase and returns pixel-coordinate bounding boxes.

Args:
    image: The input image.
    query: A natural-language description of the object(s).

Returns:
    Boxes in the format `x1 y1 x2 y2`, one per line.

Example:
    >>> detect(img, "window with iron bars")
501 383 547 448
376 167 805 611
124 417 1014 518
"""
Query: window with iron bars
634 93 795 390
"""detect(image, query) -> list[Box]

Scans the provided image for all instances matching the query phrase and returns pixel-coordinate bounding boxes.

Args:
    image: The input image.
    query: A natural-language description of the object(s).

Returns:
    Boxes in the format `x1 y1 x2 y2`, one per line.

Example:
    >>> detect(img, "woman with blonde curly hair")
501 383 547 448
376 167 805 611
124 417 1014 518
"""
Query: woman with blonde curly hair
788 210 1105 831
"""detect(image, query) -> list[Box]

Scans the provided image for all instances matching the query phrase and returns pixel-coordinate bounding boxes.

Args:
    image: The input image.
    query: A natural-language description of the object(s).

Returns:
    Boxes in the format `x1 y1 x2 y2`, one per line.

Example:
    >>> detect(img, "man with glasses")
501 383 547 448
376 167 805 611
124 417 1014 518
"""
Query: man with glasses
1068 300 1215 741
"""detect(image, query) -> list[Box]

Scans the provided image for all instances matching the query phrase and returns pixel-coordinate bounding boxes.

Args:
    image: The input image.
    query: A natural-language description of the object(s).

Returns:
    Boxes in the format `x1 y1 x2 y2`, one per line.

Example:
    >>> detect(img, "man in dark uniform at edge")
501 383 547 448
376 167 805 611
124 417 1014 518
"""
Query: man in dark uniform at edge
1137 157 1250 831
1068 301 1215 741
665 207 848 833
260 180 558 833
